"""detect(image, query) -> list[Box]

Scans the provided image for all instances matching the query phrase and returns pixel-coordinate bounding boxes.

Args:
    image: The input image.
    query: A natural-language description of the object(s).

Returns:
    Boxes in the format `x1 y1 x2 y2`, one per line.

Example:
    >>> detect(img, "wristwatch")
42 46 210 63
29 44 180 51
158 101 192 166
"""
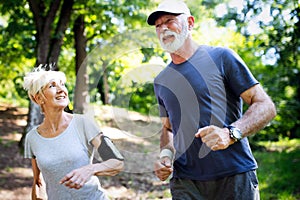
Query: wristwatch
226 125 243 142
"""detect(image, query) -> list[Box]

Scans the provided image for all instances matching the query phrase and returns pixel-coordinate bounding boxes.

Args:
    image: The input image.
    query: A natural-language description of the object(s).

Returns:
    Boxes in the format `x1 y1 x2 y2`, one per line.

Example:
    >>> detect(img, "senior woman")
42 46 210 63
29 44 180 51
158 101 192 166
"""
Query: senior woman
23 68 124 200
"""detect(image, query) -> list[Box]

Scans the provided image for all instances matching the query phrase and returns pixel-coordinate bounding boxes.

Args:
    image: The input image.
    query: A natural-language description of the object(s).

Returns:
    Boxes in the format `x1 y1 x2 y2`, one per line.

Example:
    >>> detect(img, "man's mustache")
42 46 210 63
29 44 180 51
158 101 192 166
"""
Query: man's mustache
160 30 177 40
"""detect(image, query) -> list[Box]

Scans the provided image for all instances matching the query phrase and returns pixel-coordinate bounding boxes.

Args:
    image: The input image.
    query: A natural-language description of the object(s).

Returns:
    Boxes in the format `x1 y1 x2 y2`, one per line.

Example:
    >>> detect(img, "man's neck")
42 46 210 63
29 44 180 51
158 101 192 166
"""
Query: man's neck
170 40 199 65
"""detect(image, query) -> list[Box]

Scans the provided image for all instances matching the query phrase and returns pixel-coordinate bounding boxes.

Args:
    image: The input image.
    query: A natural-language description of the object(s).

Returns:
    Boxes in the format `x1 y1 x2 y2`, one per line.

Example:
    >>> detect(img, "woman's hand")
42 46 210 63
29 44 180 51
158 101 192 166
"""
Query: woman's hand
60 159 124 189
34 176 43 187
59 165 94 190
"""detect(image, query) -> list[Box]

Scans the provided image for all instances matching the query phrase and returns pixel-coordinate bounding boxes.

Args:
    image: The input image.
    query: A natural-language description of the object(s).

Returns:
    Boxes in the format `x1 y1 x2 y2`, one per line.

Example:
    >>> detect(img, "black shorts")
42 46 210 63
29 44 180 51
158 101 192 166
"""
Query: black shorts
170 170 260 200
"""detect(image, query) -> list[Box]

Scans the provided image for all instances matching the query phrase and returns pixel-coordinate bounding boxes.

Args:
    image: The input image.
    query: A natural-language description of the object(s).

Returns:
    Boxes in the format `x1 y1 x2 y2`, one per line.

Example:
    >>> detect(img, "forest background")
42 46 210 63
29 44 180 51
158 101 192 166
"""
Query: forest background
0 0 299 199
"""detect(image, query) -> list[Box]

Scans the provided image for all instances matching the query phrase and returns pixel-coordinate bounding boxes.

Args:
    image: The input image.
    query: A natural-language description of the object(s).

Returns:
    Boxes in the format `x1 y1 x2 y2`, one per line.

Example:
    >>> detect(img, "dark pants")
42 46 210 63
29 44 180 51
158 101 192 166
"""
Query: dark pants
170 170 260 200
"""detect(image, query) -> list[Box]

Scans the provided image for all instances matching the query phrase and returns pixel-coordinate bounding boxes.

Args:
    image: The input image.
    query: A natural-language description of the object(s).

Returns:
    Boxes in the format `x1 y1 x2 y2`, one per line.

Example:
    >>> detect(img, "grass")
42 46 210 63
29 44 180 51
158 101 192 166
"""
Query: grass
254 138 300 200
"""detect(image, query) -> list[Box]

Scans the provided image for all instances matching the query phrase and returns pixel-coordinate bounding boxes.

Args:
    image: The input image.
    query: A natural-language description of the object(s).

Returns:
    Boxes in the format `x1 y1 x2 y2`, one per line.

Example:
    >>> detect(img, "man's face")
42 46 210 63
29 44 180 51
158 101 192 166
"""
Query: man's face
155 14 189 53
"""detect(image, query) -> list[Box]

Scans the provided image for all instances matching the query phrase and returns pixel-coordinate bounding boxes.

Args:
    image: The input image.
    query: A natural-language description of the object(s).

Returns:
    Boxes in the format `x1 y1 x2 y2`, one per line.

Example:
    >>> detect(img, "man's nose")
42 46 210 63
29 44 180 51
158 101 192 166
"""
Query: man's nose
159 23 169 31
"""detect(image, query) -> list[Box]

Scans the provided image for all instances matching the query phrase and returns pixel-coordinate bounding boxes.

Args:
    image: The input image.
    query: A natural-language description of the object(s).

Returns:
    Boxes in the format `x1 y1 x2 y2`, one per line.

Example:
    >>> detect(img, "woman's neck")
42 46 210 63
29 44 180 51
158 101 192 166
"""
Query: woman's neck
38 111 72 137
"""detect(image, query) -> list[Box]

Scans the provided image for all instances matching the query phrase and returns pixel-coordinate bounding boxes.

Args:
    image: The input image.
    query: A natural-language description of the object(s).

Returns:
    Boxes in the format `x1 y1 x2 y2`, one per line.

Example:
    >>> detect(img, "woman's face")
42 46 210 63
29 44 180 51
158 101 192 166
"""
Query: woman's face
39 78 69 110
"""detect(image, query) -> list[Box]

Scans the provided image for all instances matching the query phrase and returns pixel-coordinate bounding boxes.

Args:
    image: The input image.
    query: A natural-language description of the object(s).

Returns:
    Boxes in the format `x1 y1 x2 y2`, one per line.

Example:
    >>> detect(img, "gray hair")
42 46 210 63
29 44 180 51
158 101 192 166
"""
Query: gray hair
23 69 66 104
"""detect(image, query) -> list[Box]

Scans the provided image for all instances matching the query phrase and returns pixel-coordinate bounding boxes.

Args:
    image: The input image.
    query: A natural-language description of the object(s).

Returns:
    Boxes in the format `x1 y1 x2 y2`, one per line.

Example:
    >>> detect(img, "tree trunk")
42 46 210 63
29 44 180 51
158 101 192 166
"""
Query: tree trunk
99 61 110 105
19 0 74 149
103 66 109 104
73 15 89 114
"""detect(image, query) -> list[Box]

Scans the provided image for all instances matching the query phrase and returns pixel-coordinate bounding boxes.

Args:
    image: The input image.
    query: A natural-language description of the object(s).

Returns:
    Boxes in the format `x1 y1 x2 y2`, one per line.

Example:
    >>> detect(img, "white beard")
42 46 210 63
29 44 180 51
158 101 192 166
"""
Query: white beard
159 20 189 53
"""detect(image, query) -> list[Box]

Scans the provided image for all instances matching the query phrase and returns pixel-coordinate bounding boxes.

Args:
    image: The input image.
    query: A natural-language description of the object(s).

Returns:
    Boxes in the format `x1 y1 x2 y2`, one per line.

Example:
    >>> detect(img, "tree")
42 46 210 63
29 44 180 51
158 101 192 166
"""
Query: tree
73 14 88 114
216 0 300 139
20 0 74 147
0 1 36 106
0 0 158 148
71 0 155 109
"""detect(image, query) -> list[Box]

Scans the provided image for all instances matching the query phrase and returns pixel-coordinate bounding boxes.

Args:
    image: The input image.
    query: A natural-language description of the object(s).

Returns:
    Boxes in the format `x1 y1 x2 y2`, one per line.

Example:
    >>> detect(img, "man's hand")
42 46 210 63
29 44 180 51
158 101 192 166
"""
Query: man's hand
154 156 173 181
195 125 234 151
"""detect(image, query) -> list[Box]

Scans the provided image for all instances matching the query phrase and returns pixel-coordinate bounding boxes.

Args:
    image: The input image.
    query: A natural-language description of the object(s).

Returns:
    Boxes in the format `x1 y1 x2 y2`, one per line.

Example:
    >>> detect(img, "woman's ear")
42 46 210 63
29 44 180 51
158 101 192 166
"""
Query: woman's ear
33 94 45 105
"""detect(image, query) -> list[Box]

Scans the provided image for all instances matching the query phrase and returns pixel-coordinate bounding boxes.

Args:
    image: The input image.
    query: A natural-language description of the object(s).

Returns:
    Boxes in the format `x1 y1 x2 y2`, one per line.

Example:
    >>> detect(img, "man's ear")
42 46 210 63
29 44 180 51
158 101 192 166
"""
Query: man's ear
187 16 195 30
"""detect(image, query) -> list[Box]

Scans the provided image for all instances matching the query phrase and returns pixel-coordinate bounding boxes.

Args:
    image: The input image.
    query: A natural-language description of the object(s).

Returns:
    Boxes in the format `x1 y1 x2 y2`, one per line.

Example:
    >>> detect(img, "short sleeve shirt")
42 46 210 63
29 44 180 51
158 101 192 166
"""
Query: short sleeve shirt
154 45 258 181
24 114 108 200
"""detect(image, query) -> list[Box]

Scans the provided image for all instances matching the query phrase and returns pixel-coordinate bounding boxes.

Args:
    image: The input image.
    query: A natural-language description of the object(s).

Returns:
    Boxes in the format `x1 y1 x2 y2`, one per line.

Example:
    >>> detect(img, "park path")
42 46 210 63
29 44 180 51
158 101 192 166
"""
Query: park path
0 104 170 200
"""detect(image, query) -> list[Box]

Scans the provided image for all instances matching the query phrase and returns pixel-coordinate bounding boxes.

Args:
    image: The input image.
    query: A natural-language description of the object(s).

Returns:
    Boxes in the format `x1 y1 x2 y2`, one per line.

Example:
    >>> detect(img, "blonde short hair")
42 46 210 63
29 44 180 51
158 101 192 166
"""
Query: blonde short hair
23 70 67 103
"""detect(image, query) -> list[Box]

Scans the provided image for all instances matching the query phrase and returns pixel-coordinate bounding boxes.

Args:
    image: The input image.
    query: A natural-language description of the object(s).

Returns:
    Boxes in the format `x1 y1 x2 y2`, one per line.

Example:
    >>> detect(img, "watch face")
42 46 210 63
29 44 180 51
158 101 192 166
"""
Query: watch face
232 128 243 140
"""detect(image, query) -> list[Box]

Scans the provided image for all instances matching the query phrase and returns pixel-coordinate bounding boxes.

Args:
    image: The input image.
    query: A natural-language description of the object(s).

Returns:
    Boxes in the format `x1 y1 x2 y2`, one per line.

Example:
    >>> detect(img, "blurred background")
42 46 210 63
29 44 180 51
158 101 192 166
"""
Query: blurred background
0 0 299 199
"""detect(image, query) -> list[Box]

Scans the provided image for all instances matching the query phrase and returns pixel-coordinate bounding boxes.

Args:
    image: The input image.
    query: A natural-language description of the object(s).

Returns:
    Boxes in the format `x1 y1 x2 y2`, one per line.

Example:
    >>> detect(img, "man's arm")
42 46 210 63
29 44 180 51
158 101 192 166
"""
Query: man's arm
160 117 175 153
154 117 174 181
232 84 277 137
195 84 276 151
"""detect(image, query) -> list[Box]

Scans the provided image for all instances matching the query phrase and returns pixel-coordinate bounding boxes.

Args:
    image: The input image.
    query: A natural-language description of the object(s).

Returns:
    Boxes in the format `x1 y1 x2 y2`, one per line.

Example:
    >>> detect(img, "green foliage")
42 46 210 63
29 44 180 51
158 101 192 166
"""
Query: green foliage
124 82 158 115
254 139 300 199
0 0 155 108
0 0 35 99
0 0 299 142
85 28 162 110
257 0 300 139
216 0 300 140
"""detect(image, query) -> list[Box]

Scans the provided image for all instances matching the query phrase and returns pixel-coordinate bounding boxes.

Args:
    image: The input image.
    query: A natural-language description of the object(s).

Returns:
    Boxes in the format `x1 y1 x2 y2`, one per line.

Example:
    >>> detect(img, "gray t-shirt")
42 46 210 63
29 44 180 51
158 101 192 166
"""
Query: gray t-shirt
24 114 108 200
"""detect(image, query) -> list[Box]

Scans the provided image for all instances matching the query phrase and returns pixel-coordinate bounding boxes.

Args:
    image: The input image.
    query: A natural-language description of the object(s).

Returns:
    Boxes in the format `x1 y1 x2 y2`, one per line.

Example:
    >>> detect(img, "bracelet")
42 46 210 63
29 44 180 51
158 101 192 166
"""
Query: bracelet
159 149 174 160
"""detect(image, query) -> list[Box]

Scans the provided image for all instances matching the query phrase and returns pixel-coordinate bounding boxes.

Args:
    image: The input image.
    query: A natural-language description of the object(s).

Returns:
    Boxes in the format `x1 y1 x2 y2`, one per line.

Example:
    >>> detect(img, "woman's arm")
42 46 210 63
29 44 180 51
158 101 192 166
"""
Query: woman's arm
60 158 124 189
91 134 124 175
31 158 42 187
60 134 124 189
